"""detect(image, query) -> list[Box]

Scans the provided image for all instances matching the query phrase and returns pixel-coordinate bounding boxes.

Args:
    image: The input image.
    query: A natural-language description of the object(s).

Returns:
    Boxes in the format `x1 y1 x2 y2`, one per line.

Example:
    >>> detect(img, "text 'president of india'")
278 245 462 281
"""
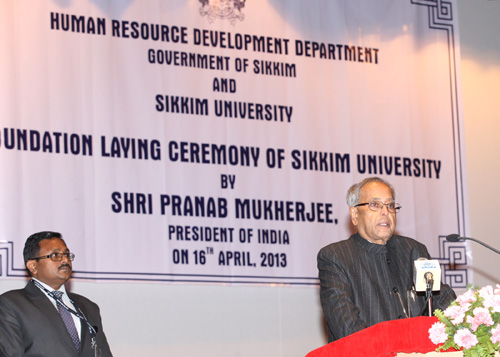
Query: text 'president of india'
317 177 456 342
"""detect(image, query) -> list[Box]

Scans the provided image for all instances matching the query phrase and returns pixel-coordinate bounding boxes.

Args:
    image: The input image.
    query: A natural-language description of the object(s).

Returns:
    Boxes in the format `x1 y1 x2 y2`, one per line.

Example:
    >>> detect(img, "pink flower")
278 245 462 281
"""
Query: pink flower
457 289 476 305
483 294 500 313
429 322 448 345
491 325 500 344
494 284 500 294
479 285 494 299
466 307 494 331
444 304 468 324
454 329 479 349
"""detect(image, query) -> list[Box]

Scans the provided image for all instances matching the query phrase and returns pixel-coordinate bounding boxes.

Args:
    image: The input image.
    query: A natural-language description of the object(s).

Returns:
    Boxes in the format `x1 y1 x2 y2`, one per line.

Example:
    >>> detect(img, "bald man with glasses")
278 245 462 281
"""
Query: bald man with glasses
317 177 456 342
0 231 112 356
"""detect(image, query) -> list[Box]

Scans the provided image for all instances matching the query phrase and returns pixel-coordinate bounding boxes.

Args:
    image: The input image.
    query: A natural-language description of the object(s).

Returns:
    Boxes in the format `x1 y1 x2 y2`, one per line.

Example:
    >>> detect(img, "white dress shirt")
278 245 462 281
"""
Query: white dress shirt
32 278 82 339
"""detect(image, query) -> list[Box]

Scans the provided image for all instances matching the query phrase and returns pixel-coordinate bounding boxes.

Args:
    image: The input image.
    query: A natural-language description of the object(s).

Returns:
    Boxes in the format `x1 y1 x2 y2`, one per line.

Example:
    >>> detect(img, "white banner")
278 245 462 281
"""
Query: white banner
0 0 469 286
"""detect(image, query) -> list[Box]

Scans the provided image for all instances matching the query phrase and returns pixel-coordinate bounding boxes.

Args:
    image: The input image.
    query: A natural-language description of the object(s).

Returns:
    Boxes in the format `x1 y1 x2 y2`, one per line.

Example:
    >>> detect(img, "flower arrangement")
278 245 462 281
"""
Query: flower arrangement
429 285 500 357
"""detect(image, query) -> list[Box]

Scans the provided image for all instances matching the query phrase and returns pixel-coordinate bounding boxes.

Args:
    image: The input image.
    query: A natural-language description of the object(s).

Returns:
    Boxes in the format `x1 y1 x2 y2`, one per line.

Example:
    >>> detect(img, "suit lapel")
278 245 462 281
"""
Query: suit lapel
71 294 90 352
25 282 79 353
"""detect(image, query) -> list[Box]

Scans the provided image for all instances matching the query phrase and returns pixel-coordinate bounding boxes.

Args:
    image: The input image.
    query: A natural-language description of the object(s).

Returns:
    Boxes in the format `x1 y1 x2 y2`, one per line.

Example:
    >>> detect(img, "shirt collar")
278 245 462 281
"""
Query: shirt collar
353 232 389 253
32 278 68 295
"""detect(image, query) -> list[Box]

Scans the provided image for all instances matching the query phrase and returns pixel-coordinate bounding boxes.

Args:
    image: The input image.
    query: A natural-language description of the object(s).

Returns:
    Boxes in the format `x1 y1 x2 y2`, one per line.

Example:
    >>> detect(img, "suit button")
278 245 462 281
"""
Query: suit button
393 287 398 293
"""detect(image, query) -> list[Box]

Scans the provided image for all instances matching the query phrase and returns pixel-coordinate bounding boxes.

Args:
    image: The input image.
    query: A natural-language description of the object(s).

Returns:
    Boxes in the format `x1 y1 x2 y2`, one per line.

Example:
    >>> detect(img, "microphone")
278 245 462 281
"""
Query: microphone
445 234 462 242
413 257 441 292
446 234 500 255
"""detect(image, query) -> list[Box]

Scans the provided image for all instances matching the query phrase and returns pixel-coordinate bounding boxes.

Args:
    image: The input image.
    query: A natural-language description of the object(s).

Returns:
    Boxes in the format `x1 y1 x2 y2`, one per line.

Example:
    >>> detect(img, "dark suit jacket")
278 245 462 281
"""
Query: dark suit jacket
0 282 112 356
318 233 456 342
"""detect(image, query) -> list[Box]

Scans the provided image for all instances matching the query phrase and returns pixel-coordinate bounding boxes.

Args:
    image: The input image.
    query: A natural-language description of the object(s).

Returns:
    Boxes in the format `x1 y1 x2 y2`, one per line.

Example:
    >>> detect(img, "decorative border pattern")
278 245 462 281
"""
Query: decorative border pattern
0 241 317 284
411 0 467 237
437 235 468 288
412 0 453 25
411 0 469 289
1 235 471 288
0 241 28 278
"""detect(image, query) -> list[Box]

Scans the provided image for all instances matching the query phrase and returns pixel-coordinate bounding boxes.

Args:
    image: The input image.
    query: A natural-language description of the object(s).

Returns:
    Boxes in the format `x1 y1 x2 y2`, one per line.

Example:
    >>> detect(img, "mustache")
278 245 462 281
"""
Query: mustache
58 263 72 271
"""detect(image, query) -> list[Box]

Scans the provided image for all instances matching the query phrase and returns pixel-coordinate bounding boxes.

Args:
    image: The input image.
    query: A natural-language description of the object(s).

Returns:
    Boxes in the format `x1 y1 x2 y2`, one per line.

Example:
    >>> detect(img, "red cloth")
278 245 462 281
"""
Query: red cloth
307 316 447 357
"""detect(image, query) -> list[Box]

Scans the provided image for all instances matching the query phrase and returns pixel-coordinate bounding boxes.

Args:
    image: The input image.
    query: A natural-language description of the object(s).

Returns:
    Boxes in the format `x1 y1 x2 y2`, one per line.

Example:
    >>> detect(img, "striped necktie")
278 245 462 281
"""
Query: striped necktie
52 291 81 352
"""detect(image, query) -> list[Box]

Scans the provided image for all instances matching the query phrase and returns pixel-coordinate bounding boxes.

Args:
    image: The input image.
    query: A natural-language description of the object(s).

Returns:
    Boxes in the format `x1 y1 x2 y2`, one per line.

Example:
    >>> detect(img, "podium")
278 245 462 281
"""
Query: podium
306 316 458 356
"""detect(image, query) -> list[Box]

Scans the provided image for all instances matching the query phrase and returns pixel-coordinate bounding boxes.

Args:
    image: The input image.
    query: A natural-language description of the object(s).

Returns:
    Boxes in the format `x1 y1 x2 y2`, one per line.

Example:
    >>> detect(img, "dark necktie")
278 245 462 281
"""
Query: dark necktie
52 291 81 352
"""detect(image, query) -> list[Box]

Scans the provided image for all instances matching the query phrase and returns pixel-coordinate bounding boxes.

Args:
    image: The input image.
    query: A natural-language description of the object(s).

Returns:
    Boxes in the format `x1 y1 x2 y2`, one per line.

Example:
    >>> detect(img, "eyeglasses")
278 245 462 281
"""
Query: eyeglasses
354 200 402 213
30 252 75 262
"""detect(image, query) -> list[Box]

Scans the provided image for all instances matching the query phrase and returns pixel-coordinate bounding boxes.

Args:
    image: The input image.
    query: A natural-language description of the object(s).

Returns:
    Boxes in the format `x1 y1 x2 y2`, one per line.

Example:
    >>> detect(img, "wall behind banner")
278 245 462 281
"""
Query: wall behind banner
460 0 500 289
1 2 499 357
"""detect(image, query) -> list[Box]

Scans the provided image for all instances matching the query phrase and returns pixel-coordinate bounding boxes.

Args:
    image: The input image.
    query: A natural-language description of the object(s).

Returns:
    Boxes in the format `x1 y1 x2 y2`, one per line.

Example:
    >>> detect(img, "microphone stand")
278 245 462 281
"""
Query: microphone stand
425 273 434 317
463 237 500 254
446 234 500 255
417 272 435 317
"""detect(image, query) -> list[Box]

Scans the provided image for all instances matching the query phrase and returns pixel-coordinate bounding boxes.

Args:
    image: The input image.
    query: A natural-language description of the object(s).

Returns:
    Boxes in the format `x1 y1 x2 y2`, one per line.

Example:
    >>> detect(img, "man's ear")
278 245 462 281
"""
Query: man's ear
26 260 37 276
349 206 359 226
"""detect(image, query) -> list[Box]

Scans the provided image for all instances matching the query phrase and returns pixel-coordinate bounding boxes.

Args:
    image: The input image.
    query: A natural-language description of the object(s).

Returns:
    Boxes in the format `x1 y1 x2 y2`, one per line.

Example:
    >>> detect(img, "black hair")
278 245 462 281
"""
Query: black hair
23 231 64 266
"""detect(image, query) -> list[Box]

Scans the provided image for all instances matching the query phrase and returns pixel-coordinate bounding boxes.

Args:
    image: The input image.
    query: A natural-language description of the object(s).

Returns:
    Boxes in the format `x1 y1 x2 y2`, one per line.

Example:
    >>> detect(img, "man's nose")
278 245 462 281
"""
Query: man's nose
380 204 390 215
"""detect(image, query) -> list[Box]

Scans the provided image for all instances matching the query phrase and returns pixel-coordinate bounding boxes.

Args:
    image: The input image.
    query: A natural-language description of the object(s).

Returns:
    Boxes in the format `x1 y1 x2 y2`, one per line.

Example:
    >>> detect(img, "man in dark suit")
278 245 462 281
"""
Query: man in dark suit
0 231 113 356
318 177 456 342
